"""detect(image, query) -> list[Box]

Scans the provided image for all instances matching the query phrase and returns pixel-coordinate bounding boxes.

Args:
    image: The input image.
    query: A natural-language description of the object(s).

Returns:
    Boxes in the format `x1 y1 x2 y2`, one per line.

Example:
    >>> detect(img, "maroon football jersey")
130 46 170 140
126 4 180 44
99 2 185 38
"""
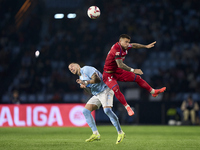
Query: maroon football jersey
103 42 132 72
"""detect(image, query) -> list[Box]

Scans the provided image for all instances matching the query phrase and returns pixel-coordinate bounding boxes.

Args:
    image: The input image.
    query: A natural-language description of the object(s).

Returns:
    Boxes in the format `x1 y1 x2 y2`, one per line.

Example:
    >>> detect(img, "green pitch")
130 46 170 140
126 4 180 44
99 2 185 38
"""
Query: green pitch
0 126 200 150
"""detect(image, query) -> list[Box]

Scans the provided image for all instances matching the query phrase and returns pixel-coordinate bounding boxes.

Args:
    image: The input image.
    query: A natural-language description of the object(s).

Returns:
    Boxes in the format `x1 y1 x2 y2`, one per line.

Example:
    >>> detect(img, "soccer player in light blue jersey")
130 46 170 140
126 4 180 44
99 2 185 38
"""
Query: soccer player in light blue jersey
68 63 125 144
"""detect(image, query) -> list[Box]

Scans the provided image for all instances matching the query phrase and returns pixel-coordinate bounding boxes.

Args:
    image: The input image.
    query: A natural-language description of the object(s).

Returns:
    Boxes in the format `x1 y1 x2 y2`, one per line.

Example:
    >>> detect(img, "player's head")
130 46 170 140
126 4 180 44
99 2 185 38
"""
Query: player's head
68 63 81 75
119 34 131 50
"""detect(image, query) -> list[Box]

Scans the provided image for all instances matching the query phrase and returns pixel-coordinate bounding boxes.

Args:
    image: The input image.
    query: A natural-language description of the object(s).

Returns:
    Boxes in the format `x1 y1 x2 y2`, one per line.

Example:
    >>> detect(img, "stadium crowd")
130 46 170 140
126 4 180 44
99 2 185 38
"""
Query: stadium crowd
0 0 200 103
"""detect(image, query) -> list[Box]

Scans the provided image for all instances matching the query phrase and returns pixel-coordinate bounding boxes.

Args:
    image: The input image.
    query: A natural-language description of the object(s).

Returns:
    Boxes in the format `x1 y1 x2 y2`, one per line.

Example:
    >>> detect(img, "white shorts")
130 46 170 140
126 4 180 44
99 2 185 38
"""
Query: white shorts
86 88 114 109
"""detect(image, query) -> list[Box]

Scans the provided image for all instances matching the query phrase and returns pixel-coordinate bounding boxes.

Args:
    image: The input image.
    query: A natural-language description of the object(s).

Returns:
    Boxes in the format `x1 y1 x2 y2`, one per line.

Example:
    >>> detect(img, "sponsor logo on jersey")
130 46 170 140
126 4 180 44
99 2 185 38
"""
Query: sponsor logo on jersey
115 52 120 56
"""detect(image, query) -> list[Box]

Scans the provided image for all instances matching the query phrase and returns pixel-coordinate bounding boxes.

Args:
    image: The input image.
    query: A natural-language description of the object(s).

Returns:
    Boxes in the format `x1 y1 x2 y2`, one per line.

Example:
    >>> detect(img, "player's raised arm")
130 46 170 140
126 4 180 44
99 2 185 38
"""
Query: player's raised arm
115 59 143 75
131 41 156 49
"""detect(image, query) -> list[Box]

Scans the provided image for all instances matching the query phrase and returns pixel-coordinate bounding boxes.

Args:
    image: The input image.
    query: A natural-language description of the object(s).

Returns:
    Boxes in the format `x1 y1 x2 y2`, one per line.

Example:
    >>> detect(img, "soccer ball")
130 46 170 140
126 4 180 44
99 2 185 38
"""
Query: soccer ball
87 6 100 19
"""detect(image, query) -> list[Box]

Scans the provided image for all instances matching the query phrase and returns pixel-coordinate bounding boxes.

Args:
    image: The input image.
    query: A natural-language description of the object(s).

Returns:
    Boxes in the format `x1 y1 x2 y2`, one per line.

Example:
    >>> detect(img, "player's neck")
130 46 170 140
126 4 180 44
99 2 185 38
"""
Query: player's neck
77 68 81 76
118 42 126 51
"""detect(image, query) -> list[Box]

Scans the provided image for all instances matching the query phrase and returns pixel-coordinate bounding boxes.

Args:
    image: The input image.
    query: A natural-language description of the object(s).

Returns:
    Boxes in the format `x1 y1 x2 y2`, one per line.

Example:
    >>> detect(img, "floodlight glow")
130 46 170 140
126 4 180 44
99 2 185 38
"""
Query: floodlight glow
67 13 76 19
54 13 64 19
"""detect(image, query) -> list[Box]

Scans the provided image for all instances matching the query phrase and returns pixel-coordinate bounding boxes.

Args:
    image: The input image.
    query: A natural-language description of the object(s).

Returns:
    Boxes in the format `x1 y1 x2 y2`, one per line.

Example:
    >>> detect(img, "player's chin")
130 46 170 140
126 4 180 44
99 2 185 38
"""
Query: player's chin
74 70 78 75
71 70 75 74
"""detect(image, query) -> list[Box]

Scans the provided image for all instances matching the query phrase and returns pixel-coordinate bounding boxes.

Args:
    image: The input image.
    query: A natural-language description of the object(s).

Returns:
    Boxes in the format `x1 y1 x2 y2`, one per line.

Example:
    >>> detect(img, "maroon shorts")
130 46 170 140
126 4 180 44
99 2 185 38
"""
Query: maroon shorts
103 69 137 90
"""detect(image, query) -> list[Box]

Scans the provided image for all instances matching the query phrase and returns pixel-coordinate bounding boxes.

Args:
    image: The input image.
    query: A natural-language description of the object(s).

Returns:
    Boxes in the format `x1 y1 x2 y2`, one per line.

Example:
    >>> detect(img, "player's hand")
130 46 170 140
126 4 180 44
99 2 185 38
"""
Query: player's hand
76 79 87 88
76 79 84 84
80 84 86 88
145 41 156 48
134 69 143 75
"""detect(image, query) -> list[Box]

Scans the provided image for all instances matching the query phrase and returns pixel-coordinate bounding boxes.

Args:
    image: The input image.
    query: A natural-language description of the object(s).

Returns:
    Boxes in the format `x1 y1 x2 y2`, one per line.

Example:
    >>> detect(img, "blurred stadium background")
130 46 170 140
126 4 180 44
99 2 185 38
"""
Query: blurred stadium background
0 0 200 125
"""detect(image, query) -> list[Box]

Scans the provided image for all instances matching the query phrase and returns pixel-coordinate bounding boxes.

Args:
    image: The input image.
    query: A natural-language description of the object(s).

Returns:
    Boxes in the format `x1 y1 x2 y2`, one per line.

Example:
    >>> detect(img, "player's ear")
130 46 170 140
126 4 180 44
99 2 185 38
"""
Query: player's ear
77 64 80 68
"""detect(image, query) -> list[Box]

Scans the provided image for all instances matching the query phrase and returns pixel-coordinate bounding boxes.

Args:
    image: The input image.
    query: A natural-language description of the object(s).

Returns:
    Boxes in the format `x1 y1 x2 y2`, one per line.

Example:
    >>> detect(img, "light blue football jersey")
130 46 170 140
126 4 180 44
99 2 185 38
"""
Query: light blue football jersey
80 66 108 96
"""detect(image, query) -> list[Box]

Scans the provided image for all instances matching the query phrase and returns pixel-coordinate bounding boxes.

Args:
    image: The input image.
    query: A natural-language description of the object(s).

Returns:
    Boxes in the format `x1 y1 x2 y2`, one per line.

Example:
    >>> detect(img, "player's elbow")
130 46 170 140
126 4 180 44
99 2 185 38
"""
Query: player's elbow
95 78 101 83
115 59 123 68
117 64 123 68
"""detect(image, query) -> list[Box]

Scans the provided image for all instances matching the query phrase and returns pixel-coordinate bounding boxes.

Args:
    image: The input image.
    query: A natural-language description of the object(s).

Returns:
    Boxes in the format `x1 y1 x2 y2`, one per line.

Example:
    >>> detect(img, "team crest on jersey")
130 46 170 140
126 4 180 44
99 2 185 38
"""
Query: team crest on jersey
84 73 87 77
80 74 87 80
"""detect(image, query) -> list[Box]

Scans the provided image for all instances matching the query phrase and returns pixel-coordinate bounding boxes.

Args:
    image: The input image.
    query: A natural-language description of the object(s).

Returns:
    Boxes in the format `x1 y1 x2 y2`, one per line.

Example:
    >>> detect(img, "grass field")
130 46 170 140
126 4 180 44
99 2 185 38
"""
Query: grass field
0 125 200 150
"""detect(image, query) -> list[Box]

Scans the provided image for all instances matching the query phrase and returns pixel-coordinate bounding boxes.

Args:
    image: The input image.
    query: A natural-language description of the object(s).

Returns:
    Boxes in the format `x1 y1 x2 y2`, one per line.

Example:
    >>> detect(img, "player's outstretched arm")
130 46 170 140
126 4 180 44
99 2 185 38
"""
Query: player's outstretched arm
131 41 156 49
116 59 132 71
115 59 143 75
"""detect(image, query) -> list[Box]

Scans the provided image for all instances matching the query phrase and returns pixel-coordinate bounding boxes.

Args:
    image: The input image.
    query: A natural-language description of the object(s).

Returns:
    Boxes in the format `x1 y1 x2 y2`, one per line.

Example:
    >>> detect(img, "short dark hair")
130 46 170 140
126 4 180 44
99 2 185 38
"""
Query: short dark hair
119 34 131 40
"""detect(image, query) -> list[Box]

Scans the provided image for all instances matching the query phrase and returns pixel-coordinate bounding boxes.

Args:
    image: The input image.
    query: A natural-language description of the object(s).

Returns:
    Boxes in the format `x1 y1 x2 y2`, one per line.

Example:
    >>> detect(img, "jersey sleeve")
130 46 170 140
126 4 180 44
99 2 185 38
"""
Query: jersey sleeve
114 44 122 60
127 44 132 50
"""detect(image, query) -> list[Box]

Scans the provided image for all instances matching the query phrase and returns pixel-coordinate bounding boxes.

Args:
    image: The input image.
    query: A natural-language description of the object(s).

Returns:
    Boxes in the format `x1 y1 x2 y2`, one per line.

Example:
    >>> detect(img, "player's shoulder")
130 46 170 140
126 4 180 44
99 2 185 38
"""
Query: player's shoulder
111 42 120 52
82 66 97 73
113 42 120 48
82 66 95 71
82 66 99 77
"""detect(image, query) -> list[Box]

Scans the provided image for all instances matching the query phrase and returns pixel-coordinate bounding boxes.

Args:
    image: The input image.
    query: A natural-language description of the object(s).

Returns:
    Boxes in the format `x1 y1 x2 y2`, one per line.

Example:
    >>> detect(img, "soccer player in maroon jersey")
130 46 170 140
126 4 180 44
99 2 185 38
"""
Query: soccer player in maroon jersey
103 34 166 116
